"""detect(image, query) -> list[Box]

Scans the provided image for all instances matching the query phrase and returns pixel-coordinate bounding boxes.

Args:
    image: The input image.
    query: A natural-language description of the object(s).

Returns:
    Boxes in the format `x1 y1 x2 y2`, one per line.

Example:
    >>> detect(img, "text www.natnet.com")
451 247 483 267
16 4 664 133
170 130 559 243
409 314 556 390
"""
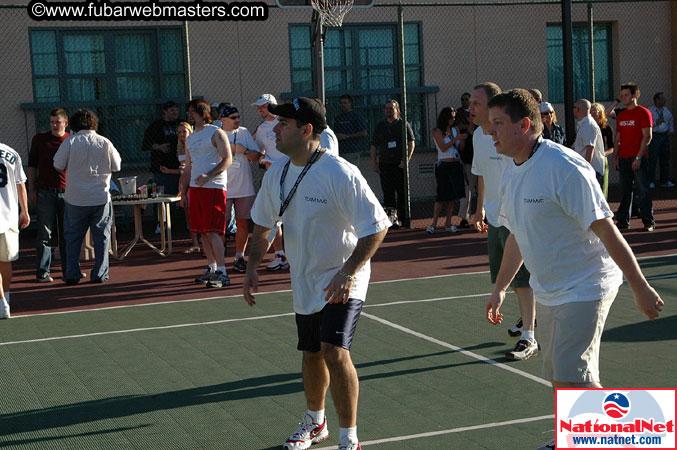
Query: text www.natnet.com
28 0 269 21
571 434 663 446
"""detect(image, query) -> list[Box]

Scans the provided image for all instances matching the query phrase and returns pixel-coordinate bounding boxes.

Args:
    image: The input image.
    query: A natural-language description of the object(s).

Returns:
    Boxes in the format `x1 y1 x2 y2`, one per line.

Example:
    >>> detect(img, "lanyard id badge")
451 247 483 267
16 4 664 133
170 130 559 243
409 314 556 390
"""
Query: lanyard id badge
267 148 321 243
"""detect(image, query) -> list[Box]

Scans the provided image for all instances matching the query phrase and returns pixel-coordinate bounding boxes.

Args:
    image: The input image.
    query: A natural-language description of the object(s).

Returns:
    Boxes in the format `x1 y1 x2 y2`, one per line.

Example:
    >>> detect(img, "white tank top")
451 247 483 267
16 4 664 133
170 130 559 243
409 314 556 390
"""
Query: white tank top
186 124 227 190
435 127 460 161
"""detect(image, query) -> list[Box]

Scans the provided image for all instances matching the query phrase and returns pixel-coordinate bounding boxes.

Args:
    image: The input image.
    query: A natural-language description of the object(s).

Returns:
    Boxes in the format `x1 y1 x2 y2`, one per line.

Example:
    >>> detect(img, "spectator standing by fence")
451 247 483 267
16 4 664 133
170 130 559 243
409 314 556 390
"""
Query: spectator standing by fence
573 99 606 188
648 92 674 188
27 108 70 283
591 103 614 198
370 100 415 227
54 109 121 285
335 94 367 168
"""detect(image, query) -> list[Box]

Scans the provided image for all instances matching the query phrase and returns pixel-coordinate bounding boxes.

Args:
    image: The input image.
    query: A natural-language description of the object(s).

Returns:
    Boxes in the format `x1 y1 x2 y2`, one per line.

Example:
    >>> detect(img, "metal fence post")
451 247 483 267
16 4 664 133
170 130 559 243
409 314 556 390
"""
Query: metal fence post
588 2 595 103
398 3 412 228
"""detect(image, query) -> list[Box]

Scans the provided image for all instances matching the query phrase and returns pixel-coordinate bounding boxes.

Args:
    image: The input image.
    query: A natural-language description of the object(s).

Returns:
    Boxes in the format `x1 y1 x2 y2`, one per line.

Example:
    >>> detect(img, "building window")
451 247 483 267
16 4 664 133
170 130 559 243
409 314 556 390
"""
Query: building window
28 27 187 168
547 23 613 103
288 22 426 148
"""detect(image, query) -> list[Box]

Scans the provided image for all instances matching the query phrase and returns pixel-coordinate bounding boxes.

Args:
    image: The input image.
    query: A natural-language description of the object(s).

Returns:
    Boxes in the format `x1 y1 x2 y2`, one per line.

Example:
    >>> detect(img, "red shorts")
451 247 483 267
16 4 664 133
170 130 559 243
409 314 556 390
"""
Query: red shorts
188 187 227 234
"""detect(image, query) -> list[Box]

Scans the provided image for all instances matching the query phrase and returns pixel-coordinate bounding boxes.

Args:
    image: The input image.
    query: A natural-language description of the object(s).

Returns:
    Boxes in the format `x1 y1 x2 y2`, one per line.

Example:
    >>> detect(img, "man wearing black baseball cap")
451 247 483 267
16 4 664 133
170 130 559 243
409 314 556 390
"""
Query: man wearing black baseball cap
244 97 390 450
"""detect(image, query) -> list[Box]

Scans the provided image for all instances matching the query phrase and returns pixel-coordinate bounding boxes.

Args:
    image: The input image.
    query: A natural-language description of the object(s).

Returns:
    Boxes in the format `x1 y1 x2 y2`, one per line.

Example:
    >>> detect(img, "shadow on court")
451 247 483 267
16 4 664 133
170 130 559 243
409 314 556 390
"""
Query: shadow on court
0 350 488 439
603 314 677 342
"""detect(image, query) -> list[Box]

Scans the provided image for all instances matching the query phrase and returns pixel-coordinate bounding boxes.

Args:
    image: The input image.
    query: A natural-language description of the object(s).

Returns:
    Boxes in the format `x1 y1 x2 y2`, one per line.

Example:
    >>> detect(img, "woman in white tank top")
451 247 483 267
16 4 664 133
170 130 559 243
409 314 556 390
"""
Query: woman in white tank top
427 107 468 234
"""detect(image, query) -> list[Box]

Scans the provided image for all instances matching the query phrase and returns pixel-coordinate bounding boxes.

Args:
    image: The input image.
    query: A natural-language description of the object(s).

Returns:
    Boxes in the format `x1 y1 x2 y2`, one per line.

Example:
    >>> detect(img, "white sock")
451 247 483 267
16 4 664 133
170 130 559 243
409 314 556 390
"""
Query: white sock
275 250 285 257
217 266 226 275
339 426 358 444
4 292 9 304
307 409 325 425
522 330 535 343
208 263 217 272
235 252 244 259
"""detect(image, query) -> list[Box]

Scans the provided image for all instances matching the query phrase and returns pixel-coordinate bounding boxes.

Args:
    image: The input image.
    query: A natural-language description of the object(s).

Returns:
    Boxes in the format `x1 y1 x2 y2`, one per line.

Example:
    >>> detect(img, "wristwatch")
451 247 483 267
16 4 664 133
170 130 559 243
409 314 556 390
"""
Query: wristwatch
635 156 641 160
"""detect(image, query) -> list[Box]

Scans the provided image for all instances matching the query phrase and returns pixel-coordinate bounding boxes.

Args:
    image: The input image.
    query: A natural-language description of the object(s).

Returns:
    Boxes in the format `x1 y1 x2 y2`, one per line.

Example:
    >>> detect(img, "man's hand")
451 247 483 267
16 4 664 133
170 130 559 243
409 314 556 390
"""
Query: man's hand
633 284 664 320
372 162 380 174
613 155 619 171
195 174 210 186
323 272 353 304
485 289 505 325
243 271 260 307
631 158 641 171
158 143 170 153
19 211 30 229
471 209 488 233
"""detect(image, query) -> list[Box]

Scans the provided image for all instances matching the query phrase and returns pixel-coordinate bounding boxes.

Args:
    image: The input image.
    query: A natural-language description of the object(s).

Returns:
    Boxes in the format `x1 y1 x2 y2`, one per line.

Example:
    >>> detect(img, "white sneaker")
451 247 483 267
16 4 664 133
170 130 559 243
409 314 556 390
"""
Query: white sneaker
537 438 555 449
426 226 435 234
445 225 459 233
0 298 10 319
506 339 538 361
339 442 362 450
266 255 289 271
283 414 329 449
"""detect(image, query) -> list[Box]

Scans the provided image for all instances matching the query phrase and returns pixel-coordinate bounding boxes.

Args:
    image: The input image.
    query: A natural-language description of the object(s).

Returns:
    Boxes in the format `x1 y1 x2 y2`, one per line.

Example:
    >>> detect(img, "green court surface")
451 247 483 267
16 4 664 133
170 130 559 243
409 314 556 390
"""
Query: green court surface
1 255 675 449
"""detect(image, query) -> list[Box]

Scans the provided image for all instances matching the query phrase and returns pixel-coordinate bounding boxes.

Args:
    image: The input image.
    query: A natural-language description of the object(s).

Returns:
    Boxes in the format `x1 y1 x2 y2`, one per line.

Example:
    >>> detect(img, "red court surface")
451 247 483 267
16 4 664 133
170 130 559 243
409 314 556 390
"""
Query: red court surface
9 208 677 316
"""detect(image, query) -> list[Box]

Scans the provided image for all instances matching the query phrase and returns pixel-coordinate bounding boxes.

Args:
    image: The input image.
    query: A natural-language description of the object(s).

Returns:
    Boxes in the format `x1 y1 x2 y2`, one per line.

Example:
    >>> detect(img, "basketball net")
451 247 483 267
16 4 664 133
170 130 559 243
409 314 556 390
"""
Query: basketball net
310 0 354 27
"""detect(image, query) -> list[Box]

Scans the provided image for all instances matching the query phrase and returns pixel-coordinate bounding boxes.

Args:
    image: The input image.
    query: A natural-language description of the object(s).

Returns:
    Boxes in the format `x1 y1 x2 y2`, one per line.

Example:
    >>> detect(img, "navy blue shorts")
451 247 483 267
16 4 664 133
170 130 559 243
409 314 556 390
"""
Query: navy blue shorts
295 299 364 352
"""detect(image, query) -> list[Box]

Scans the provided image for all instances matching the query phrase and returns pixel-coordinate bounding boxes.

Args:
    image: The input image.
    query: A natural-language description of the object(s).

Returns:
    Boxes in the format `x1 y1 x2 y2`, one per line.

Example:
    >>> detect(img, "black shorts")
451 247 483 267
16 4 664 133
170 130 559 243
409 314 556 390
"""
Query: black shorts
435 160 466 202
295 299 364 352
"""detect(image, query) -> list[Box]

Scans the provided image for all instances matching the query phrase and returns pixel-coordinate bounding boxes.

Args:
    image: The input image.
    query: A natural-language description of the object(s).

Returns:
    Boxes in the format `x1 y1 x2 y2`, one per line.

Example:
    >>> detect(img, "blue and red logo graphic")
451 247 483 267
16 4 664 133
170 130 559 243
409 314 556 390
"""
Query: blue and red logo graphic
603 392 631 419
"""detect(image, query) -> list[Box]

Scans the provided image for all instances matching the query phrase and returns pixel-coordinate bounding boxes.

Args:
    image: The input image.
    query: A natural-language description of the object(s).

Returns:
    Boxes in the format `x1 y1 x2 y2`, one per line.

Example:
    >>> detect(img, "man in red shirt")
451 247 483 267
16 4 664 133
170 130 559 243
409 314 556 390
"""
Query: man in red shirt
612 83 655 231
27 108 70 282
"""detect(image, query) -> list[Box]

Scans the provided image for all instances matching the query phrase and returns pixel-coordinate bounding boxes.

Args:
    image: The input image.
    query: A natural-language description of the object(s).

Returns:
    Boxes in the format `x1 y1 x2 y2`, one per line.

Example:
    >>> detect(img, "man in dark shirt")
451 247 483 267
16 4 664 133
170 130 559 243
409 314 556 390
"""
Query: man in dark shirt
334 94 367 168
142 100 180 194
370 100 415 227
27 108 70 282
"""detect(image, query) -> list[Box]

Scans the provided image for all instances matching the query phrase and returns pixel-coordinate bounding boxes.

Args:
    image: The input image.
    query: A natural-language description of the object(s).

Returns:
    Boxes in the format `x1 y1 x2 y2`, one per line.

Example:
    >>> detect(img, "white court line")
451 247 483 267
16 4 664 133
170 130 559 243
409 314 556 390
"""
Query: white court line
14 271 490 319
362 312 552 387
0 293 494 346
314 414 555 449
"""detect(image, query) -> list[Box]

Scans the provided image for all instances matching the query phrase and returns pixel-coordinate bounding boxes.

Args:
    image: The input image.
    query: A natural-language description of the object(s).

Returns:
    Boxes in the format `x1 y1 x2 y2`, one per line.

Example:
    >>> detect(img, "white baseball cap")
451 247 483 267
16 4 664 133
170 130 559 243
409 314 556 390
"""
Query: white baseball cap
210 102 220 108
252 94 277 106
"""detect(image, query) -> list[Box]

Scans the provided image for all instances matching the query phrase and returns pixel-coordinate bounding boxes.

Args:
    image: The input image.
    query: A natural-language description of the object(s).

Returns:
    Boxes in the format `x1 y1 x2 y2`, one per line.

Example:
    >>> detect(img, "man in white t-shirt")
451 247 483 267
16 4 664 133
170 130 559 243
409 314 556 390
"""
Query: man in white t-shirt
219 104 260 274
244 97 389 450
470 82 538 361
485 89 664 450
573 98 605 187
0 143 30 318
252 93 290 271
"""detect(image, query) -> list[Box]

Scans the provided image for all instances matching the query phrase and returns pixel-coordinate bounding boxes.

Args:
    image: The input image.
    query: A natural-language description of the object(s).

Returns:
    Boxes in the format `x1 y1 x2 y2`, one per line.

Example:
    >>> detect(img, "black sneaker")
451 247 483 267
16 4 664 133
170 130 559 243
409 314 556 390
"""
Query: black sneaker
506 339 538 361
233 257 247 273
195 267 213 284
206 271 231 288
508 317 523 337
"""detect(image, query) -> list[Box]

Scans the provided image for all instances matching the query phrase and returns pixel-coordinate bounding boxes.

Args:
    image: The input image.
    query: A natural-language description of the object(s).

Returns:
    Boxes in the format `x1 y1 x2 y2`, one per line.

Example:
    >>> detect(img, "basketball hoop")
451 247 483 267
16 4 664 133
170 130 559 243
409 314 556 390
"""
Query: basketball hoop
310 0 354 27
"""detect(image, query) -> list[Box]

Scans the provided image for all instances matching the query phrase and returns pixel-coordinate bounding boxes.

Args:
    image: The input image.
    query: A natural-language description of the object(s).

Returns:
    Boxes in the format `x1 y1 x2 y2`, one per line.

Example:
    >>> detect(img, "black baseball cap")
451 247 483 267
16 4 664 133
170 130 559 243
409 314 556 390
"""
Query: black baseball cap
268 97 327 133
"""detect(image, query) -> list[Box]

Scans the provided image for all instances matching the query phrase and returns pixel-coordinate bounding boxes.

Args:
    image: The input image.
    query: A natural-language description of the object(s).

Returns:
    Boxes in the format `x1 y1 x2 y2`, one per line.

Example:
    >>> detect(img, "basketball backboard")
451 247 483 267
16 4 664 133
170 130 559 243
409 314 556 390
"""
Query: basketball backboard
276 0 374 8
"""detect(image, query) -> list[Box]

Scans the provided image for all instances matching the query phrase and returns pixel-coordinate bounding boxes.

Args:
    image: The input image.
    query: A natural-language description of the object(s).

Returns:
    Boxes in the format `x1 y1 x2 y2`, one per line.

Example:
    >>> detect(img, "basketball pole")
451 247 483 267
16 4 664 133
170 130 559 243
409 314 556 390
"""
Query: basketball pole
312 11 326 104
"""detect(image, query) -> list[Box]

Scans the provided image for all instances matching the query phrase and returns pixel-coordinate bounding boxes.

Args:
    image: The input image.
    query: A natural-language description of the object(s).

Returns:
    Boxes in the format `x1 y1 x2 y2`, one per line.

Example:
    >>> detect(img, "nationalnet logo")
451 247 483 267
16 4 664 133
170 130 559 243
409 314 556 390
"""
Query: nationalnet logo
556 389 676 448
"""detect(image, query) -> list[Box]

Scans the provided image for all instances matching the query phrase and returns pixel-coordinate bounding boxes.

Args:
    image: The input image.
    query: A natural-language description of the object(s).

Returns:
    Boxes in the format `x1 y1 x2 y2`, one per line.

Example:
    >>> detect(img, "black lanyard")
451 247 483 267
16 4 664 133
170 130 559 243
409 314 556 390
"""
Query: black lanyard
515 137 542 166
278 148 321 218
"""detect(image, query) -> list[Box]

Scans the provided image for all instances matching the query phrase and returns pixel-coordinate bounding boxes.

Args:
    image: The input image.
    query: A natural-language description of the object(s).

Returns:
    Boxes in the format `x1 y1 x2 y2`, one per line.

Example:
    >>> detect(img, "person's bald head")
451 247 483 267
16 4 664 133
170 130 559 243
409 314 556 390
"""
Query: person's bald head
573 98 591 120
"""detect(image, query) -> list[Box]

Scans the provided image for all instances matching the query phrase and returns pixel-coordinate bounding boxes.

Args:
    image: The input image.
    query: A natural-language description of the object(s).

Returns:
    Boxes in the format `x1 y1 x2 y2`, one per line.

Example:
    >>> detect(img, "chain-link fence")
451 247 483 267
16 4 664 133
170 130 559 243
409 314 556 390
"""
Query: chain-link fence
2 0 675 227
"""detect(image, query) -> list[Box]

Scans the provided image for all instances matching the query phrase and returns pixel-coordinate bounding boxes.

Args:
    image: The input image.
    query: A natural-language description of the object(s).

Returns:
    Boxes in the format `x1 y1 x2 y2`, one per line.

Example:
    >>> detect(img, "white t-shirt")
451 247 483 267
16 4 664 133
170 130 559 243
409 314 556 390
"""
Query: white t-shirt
574 115 606 175
435 128 460 160
0 143 27 233
320 126 339 156
251 153 391 315
53 130 122 207
497 139 623 306
186 124 227 190
225 127 259 198
256 118 286 164
471 126 510 226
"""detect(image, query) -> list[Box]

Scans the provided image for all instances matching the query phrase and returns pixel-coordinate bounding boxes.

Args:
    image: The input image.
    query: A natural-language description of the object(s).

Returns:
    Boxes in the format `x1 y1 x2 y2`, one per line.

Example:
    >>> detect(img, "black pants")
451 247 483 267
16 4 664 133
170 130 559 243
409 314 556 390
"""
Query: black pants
378 162 405 222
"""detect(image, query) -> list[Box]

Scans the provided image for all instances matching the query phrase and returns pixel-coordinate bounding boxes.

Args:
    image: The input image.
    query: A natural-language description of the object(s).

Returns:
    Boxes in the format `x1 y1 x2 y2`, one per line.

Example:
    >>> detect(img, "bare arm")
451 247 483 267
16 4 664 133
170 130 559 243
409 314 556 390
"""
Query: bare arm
179 146 192 207
195 129 233 186
243 224 273 306
486 233 523 324
407 140 415 160
324 228 388 304
17 183 30 229
612 131 621 170
370 145 380 173
472 176 487 232
433 129 455 152
584 145 594 163
590 218 663 319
